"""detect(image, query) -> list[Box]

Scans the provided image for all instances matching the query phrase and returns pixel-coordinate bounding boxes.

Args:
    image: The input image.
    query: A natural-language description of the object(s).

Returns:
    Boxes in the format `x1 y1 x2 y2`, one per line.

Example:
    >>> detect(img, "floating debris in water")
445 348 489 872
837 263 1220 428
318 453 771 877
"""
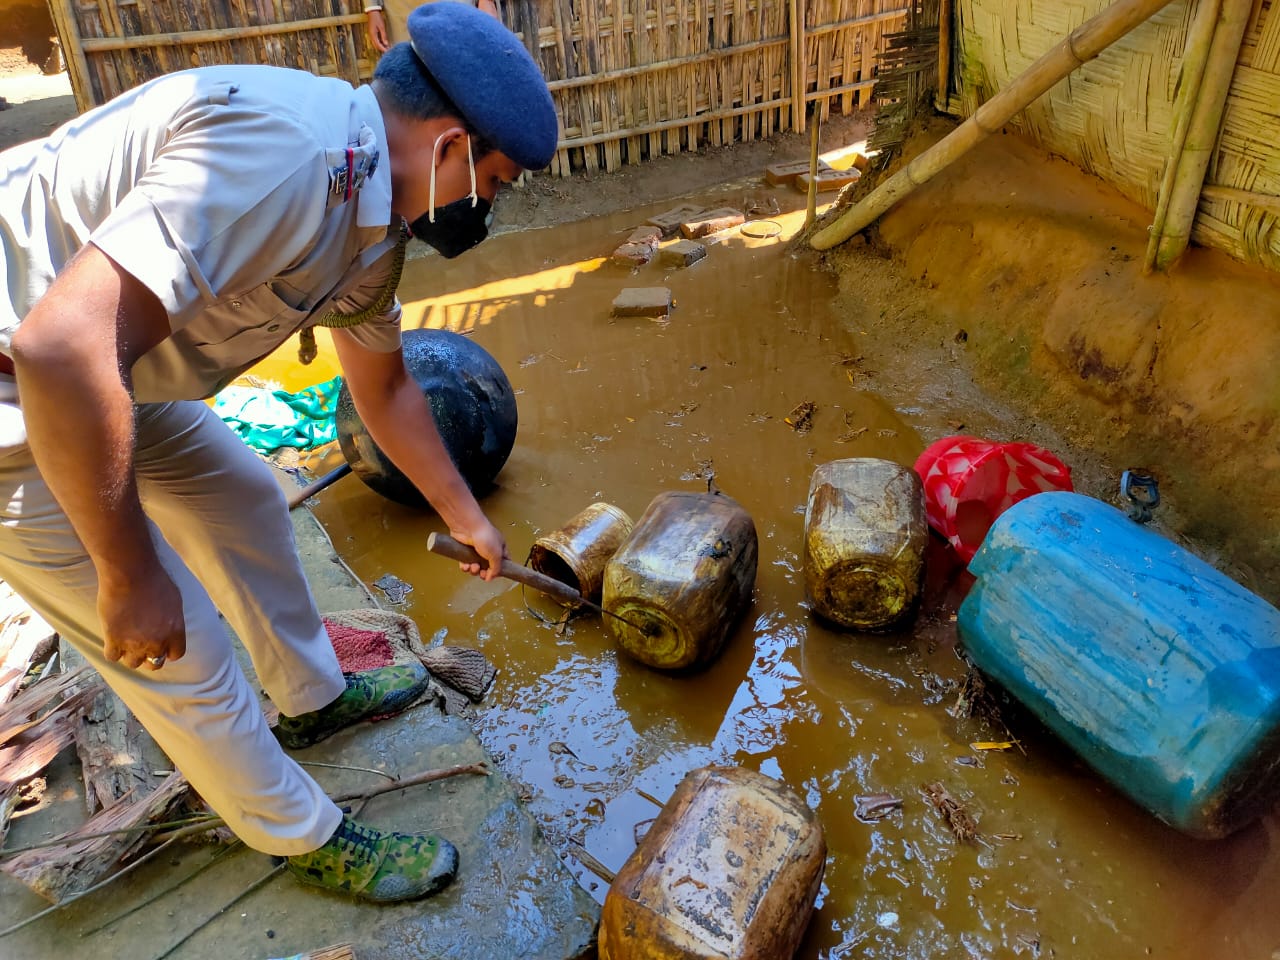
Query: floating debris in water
785 400 817 434
854 793 904 822
372 573 412 604
922 781 982 845
950 661 1000 723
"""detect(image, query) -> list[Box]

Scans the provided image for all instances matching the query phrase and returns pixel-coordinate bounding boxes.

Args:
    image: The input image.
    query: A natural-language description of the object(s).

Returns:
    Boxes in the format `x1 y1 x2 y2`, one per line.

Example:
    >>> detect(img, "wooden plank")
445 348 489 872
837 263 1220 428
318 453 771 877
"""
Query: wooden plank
79 12 366 51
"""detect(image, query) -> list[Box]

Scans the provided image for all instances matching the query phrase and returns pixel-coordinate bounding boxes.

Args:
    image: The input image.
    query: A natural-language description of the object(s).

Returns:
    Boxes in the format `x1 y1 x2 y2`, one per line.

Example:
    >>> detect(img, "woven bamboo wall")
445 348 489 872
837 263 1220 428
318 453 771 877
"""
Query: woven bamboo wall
954 0 1280 271
46 0 374 113
48 0 907 176
1199 0 1280 270
506 0 910 173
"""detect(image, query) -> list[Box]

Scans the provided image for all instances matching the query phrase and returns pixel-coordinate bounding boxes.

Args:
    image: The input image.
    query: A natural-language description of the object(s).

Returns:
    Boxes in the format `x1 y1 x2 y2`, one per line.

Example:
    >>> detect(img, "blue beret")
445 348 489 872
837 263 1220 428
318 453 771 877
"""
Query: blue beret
407 2 560 170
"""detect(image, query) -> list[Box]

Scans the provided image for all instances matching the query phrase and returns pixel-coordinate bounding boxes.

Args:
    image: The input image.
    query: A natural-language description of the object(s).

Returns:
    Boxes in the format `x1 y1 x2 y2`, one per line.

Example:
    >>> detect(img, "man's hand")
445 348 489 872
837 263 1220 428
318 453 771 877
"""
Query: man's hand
367 9 389 52
332 330 512 582
98 566 188 670
449 517 508 582
12 243 180 672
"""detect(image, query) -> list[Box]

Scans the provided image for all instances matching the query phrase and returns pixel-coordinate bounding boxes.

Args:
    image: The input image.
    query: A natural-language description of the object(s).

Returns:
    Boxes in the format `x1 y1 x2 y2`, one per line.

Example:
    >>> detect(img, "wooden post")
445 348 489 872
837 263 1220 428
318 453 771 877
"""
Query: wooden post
790 0 806 134
1199 185 1280 215
937 0 953 109
43 0 95 113
810 0 1183 250
805 107 821 230
1142 0 1222 272
1151 0 1253 271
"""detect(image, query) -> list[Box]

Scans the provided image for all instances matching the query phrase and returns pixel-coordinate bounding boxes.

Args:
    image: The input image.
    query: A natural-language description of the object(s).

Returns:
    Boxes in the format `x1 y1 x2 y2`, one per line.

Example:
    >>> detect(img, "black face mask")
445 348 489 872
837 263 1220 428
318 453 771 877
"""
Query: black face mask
407 131 492 259
408 195 491 259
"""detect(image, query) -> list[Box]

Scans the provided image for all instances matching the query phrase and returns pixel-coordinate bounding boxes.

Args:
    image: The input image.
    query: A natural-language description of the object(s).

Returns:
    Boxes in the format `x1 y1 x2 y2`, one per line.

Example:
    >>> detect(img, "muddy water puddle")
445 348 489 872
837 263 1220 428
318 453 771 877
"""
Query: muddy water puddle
258 187 1280 959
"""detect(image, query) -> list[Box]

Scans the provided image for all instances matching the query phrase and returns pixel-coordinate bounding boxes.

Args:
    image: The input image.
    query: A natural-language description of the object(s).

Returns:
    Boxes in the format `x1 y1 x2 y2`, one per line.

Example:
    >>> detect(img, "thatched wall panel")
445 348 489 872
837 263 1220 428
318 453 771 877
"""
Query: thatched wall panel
956 0 1280 270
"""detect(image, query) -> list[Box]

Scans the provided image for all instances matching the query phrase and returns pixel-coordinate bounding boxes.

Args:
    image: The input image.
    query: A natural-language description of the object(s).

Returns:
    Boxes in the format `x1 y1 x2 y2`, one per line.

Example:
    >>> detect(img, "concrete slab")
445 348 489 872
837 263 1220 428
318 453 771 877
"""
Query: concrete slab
679 207 745 239
644 203 706 238
794 168 861 193
0 487 599 960
658 240 707 268
610 287 672 319
762 158 833 186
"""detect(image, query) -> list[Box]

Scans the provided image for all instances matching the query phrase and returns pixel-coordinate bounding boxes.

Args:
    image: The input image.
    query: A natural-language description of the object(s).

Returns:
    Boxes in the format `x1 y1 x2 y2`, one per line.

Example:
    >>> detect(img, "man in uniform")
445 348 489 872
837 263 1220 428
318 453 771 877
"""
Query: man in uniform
0 3 558 902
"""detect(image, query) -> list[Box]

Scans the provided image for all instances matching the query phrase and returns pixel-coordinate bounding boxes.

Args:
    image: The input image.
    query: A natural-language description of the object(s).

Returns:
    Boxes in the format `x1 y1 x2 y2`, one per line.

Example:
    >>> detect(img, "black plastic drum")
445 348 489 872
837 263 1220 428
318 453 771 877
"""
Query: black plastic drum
335 329 518 508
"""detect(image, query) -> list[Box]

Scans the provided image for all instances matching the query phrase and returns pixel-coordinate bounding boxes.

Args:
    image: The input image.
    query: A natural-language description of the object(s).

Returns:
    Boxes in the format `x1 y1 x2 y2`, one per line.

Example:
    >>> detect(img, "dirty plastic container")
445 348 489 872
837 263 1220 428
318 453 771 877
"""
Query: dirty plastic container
599 765 825 960
803 458 929 630
528 502 634 605
914 435 1073 562
959 491 1280 838
602 491 758 671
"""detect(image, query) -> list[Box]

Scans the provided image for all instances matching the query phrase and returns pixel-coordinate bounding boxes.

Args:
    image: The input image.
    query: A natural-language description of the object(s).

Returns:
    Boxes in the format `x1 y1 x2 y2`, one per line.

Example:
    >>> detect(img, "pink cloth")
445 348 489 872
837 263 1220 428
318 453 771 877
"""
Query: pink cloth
323 620 394 673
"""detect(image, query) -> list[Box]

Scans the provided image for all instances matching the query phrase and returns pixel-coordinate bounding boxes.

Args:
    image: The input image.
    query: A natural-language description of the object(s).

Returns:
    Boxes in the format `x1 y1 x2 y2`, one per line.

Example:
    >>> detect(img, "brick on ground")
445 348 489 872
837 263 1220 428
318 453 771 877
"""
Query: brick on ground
796 168 861 193
646 202 707 238
612 287 672 319
659 239 707 268
611 225 662 266
680 207 745 239
763 158 834 186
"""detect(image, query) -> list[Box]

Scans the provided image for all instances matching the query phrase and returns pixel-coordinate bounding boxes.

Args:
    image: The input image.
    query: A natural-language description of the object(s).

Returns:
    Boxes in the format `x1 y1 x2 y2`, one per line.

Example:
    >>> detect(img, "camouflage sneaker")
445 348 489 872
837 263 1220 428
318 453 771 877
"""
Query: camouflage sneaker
287 815 459 902
275 664 431 749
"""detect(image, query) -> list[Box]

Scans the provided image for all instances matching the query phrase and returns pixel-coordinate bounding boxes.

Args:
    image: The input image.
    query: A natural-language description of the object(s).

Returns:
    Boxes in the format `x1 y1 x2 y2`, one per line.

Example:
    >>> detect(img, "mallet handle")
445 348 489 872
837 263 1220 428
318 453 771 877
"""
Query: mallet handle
426 532 586 607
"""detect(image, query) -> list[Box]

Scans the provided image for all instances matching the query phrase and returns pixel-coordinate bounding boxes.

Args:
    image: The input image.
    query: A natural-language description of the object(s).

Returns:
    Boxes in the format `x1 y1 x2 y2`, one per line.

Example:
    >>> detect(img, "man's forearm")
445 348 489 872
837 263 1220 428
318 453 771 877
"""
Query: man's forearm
14 346 156 583
10 249 165 585
357 374 487 530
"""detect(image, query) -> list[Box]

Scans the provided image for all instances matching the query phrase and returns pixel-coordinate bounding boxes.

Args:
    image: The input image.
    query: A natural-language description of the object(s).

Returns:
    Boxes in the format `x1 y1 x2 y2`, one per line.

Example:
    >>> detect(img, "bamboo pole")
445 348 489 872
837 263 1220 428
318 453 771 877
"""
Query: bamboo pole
937 0 953 109
45 0 96 112
79 13 366 52
556 95 792 148
1141 0 1222 273
1151 0 1254 271
810 0 1183 250
791 0 806 134
806 77 878 101
805 107 821 229
1200 184 1280 215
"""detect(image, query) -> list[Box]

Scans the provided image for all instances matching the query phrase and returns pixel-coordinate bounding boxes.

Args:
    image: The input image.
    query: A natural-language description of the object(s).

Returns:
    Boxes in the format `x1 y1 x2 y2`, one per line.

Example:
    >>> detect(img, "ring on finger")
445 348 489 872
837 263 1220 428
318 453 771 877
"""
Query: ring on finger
146 656 166 667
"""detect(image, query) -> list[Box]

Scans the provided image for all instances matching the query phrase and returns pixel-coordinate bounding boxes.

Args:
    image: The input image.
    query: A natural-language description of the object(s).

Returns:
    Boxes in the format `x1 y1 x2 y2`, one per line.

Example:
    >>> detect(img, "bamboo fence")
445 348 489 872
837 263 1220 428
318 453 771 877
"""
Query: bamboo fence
953 0 1280 271
46 0 375 113
46 0 909 176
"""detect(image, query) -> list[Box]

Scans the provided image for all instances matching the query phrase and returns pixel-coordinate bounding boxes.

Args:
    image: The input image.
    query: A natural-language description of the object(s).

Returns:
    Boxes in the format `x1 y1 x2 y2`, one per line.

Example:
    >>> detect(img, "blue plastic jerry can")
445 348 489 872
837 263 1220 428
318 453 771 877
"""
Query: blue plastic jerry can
958 491 1280 838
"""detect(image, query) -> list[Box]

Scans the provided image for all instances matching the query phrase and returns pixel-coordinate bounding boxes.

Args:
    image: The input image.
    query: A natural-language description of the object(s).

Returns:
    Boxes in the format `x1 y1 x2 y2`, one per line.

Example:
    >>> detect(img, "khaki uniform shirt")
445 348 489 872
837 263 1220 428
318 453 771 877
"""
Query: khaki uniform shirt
0 65 402 402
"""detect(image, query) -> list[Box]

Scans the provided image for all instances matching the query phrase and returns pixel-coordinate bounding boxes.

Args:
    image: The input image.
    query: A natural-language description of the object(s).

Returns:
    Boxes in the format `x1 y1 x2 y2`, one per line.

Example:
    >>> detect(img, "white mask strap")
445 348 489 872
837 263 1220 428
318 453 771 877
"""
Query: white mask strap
427 132 478 223
427 129 446 225
467 135 478 208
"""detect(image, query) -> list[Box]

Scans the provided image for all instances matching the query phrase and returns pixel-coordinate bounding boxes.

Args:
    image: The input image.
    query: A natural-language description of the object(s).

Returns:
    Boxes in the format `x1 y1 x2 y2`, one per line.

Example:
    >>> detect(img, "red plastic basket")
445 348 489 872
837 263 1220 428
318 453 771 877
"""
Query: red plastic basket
914 436 1073 562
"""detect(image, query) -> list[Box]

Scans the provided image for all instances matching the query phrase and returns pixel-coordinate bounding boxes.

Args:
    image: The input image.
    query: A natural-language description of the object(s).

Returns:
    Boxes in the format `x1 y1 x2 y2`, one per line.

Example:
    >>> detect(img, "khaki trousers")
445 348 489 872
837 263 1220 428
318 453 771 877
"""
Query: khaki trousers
0 386 344 855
